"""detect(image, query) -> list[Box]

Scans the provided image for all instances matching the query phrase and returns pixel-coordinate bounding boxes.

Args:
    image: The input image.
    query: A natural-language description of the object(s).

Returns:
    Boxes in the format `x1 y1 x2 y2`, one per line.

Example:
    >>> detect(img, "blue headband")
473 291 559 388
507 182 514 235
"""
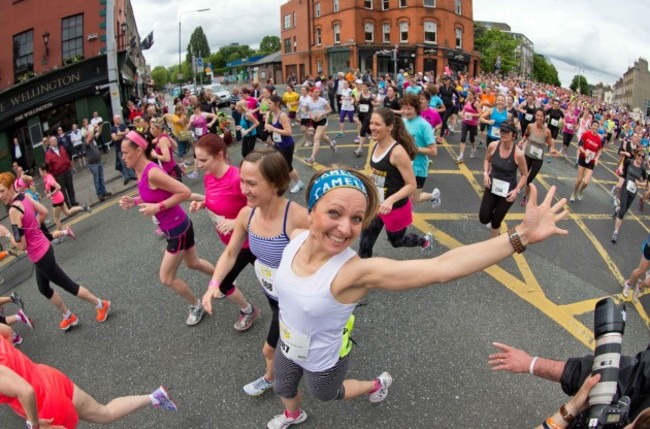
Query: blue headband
307 170 368 211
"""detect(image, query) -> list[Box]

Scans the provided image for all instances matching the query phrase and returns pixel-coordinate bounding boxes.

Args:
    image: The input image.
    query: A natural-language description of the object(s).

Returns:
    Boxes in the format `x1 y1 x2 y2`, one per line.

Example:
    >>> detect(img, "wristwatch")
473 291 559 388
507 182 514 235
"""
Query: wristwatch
25 421 40 429
560 403 575 423
507 227 526 254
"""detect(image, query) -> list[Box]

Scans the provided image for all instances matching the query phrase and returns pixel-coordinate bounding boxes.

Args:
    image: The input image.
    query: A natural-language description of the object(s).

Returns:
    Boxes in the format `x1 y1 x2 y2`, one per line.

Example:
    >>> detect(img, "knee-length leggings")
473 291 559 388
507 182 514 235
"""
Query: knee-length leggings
34 246 80 299
479 188 514 229
359 215 426 258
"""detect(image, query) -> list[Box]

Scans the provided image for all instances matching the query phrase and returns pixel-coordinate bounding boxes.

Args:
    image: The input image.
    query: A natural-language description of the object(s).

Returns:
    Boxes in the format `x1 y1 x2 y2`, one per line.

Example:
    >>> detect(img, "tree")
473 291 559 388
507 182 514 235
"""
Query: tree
259 35 280 54
570 74 589 95
185 26 211 65
150 66 169 90
474 26 519 74
532 54 561 87
218 44 255 64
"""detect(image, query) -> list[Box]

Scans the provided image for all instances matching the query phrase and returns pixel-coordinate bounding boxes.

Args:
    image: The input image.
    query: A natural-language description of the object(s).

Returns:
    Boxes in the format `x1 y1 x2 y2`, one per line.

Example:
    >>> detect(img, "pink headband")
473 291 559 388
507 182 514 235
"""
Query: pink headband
126 131 148 150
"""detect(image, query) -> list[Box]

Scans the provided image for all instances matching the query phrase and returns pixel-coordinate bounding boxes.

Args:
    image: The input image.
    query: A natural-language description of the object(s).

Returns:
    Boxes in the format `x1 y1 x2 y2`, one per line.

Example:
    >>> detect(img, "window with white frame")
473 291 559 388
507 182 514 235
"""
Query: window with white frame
399 0 407 6
399 22 408 42
317 59 323 73
364 23 374 42
315 2 321 17
424 21 437 44
383 23 390 43
364 0 373 9
455 0 461 14
316 27 322 45
455 27 463 48
284 38 291 53
333 0 339 12
424 0 435 7
283 14 291 29
333 23 341 43
383 0 389 10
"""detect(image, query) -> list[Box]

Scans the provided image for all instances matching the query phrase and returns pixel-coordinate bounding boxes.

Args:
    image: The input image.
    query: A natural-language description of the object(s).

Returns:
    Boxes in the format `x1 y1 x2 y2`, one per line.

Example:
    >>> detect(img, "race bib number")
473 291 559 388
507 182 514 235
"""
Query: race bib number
359 104 370 113
626 180 637 194
254 260 278 299
280 320 311 361
566 123 574 131
272 132 282 143
550 119 559 127
491 178 510 197
585 150 596 163
528 145 543 160
464 113 473 121
195 128 204 136
371 171 386 203
490 127 501 139
525 113 533 121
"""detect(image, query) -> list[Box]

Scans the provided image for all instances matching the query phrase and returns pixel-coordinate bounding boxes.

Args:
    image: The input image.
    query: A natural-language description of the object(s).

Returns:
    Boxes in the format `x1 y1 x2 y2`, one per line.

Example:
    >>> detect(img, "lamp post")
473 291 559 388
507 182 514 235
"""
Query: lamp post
178 8 210 87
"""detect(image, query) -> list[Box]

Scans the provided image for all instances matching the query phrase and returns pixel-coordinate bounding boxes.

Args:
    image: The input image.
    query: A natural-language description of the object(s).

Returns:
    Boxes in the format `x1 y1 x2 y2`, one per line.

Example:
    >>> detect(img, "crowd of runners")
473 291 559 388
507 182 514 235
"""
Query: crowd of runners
1 68 650 428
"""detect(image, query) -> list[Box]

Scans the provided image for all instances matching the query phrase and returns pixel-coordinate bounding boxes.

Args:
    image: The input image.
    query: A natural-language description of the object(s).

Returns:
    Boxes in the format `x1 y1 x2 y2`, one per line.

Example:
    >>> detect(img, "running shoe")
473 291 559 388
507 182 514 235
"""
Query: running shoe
154 228 165 237
369 372 393 403
187 171 199 180
470 149 476 159
234 305 260 331
12 332 23 346
430 189 441 210
577 189 584 201
353 149 363 158
267 410 307 429
7 248 21 257
303 140 312 147
64 226 76 240
622 281 632 298
336 132 344 138
455 156 464 164
569 193 576 202
289 180 305 194
243 376 274 396
520 195 528 207
16 309 33 329
96 300 111 323
421 233 433 252
304 157 315 165
10 292 24 310
611 231 618 244
329 139 337 153
610 185 617 198
354 137 360 143
59 313 79 331
82 203 92 213
186 303 205 326
52 237 65 245
151 386 178 412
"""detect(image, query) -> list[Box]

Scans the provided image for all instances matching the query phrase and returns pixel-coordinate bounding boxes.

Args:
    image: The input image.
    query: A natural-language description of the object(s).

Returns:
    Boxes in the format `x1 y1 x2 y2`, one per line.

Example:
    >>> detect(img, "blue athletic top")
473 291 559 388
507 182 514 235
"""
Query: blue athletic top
247 200 292 268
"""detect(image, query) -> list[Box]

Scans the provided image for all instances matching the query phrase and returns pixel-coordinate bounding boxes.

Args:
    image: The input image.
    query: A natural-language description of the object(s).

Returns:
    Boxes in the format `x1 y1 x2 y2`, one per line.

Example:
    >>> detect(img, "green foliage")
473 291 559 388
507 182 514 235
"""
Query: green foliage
185 26 211 65
218 44 255 64
570 74 589 95
259 35 280 54
208 52 226 70
474 26 519 74
532 54 561 86
150 66 169 90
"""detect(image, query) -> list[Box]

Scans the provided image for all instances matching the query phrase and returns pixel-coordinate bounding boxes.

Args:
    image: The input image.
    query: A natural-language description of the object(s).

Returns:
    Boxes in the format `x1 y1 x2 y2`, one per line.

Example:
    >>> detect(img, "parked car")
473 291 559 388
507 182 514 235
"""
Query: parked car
209 84 231 108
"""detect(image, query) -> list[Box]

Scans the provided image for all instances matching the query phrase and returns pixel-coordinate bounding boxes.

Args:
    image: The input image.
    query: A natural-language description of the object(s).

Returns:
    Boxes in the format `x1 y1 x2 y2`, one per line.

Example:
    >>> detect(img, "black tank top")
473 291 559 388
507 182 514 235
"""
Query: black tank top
490 142 518 189
358 93 373 118
370 142 408 209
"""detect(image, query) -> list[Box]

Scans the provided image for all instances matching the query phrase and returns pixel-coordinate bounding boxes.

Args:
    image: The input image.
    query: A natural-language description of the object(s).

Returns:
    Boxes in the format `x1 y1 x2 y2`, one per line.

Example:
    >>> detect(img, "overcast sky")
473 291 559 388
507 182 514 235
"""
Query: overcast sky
132 0 650 88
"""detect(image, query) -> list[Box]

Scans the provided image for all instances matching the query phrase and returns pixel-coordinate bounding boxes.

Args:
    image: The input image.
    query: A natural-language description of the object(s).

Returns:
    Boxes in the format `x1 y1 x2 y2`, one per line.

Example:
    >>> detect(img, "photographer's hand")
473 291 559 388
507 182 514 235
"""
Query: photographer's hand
489 342 532 373
535 374 601 429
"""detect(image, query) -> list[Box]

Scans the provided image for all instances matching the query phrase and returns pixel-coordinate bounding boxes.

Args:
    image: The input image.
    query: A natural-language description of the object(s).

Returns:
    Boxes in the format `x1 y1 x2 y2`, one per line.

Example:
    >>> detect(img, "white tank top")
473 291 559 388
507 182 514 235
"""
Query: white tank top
275 230 358 372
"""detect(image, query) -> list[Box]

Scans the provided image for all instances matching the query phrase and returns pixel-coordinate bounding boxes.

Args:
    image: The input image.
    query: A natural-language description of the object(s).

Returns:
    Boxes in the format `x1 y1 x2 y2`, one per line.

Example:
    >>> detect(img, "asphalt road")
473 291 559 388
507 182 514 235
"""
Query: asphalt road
1 116 648 429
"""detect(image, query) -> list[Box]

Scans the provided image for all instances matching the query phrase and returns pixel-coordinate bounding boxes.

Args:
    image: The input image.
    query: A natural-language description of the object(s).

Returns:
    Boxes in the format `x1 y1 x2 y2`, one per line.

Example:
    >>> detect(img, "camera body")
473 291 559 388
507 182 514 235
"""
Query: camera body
570 298 630 429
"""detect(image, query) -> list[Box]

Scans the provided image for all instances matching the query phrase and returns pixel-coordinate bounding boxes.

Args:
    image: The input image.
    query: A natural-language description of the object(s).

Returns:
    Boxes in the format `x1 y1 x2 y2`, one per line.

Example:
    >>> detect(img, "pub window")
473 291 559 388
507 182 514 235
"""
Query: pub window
62 14 84 61
424 21 437 44
455 27 463 49
315 27 322 45
399 22 408 43
455 0 462 14
364 0 373 9
364 23 374 43
424 0 435 7
383 23 390 43
13 29 33 83
315 2 321 17
333 0 339 12
333 23 341 43
284 37 292 53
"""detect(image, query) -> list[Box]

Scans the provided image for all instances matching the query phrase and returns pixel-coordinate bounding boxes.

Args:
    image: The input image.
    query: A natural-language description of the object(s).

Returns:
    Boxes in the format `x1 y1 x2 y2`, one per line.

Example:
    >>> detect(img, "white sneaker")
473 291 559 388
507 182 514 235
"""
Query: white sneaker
622 281 632 298
267 410 307 429
369 372 393 403
430 188 441 209
186 304 205 326
243 376 274 396
569 193 576 202
289 180 304 194
186 171 199 180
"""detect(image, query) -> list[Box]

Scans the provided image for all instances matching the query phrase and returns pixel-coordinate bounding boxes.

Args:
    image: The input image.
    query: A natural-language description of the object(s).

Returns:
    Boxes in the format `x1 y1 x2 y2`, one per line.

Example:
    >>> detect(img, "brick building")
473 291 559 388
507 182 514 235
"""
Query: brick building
280 0 479 82
612 57 650 113
0 0 147 172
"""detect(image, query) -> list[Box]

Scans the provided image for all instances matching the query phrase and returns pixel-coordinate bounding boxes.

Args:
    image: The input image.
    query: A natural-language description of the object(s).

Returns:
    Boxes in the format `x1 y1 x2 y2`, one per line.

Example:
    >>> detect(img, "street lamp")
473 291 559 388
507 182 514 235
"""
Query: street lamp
178 8 210 86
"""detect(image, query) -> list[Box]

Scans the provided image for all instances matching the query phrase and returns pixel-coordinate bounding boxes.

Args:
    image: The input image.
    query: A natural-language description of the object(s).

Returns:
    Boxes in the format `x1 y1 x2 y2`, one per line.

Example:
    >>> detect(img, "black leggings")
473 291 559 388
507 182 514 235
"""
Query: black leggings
34 246 80 300
241 135 257 158
479 188 514 229
525 156 544 185
617 189 636 220
460 123 477 144
359 215 425 258
440 106 453 135
563 132 574 147
220 248 256 296
266 295 280 348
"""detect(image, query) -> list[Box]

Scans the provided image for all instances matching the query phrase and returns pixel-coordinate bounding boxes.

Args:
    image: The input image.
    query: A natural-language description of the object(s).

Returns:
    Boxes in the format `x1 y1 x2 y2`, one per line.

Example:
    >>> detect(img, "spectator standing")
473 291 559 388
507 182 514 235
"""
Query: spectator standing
56 126 74 163
90 111 108 153
11 137 27 172
85 127 113 202
69 123 86 170
44 136 77 207
111 115 137 185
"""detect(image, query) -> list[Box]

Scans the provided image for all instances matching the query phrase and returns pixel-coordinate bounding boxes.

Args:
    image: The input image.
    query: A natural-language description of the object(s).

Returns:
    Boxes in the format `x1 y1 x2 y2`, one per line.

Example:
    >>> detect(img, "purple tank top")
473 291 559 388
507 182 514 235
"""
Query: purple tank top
14 196 50 263
138 162 187 231
154 133 177 174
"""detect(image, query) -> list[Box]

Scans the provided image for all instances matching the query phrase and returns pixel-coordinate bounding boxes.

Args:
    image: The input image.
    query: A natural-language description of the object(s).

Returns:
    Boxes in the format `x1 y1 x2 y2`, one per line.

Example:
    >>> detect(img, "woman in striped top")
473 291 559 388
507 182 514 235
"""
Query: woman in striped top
202 148 308 397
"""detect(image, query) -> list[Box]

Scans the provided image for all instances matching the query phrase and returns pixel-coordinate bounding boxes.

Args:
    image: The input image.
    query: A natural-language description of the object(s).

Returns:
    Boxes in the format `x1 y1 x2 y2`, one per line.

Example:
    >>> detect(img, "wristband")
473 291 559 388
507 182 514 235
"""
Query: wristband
559 403 574 423
133 197 142 205
25 421 39 429
209 280 220 290
529 356 538 375
545 417 563 429
158 201 166 213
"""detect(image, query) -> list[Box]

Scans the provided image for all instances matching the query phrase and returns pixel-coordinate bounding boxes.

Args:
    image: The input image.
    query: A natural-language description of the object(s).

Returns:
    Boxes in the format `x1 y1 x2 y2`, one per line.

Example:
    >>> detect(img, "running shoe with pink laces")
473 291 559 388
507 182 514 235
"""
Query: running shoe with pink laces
151 386 178 412
64 226 76 240
16 309 34 329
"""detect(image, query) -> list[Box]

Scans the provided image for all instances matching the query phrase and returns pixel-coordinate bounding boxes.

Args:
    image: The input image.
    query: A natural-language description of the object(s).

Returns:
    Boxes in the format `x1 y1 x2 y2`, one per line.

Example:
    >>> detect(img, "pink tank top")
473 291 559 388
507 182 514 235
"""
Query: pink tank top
13 195 50 263
44 174 64 205
191 113 208 137
462 101 479 126
204 166 249 247
154 133 177 174
138 162 187 231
